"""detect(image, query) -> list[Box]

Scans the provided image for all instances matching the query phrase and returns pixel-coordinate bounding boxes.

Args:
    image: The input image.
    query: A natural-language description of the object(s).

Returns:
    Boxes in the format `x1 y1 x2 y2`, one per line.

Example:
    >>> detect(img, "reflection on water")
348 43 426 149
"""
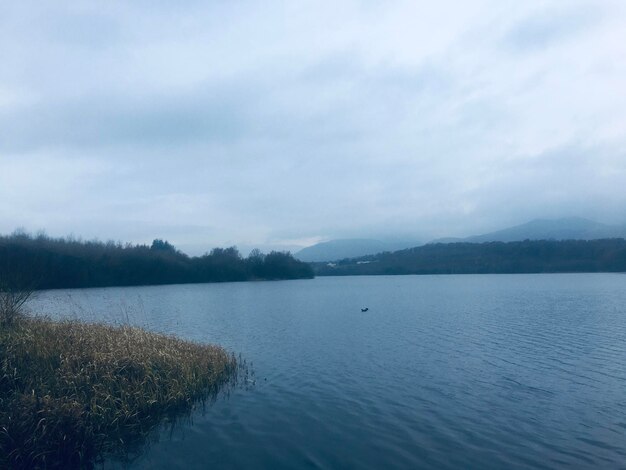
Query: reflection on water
100 355 255 468
30 274 626 469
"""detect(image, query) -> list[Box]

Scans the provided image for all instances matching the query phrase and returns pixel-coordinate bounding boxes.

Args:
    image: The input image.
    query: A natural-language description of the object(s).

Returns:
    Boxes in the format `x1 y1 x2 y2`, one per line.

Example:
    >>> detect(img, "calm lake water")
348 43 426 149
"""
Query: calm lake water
29 274 626 469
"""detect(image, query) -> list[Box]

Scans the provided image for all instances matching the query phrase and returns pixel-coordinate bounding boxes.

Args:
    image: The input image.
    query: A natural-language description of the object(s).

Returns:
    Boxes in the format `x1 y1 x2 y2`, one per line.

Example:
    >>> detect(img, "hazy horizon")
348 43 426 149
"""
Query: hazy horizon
2 1 625 255
4 215 626 258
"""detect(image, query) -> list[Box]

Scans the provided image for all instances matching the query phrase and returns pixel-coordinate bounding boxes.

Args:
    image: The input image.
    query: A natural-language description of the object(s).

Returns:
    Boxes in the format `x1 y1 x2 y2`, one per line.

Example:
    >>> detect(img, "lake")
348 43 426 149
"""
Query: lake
29 274 626 469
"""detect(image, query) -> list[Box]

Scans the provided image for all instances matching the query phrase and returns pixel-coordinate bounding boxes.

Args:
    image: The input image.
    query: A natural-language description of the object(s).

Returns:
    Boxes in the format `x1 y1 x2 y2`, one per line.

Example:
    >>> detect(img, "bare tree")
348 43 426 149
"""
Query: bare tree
0 275 35 326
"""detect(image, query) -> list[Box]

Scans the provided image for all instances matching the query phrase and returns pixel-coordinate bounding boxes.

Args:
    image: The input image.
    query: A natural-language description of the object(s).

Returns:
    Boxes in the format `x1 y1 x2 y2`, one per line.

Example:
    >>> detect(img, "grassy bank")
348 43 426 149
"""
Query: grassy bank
0 316 238 469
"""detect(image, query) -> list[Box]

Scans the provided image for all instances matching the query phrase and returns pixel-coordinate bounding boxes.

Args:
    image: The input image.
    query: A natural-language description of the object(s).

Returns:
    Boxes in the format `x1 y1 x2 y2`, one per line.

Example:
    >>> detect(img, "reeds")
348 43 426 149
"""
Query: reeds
0 316 238 469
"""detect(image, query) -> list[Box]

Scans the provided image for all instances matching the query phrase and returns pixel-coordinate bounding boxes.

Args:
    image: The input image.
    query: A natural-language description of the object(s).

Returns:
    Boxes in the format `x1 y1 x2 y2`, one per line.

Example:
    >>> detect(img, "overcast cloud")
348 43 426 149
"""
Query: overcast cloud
1 0 625 254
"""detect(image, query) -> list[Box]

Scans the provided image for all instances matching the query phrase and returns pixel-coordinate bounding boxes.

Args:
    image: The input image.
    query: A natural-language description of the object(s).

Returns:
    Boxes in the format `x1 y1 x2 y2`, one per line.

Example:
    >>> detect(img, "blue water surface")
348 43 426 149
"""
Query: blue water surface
30 274 626 469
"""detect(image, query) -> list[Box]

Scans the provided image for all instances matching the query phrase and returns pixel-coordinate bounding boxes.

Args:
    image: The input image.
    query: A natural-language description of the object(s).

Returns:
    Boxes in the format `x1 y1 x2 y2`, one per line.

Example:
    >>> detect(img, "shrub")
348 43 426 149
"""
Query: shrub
0 276 33 326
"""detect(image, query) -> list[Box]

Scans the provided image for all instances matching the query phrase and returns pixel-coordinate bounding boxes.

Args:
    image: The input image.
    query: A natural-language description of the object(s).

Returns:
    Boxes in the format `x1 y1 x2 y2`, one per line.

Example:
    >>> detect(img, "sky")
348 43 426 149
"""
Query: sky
1 1 625 255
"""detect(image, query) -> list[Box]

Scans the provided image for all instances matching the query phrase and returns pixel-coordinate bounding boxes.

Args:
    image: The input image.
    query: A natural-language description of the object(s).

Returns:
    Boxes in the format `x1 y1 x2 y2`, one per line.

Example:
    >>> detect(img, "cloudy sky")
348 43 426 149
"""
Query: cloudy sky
1 1 625 254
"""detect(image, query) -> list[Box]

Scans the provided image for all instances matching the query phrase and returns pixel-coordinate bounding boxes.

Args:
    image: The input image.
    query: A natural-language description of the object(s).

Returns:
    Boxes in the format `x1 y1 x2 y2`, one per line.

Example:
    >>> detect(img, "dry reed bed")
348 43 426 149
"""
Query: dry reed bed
0 317 237 469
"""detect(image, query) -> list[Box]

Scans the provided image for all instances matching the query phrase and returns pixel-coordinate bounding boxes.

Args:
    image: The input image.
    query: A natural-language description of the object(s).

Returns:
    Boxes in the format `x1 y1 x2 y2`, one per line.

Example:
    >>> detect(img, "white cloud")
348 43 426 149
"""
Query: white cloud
1 0 625 251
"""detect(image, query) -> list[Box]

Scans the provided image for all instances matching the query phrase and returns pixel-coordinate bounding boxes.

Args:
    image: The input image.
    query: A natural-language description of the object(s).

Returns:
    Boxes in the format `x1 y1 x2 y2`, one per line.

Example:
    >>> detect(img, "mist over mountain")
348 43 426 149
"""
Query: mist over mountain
296 239 386 263
295 239 422 262
429 217 626 244
298 218 626 263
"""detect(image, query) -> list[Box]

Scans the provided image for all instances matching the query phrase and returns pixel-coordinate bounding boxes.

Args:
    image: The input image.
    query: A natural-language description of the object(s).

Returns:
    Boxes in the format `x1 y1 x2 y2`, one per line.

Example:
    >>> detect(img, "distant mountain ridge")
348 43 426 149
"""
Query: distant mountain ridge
429 217 626 244
296 218 626 263
295 239 387 263
295 238 421 262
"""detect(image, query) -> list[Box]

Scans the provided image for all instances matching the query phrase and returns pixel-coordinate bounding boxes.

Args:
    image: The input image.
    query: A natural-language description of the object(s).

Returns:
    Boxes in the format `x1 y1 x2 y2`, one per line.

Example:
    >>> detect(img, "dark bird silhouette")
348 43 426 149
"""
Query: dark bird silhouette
361 307 369 312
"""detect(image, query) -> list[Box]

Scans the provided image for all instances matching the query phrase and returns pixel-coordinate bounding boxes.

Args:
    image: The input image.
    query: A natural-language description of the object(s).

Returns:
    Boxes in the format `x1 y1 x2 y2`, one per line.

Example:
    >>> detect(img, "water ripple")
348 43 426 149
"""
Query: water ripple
29 273 626 469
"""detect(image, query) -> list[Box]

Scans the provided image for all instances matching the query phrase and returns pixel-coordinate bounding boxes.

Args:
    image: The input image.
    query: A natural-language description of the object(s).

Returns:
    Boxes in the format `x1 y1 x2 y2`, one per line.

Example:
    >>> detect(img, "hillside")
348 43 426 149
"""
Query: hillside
429 217 626 244
295 239 414 262
314 239 626 276
298 218 626 263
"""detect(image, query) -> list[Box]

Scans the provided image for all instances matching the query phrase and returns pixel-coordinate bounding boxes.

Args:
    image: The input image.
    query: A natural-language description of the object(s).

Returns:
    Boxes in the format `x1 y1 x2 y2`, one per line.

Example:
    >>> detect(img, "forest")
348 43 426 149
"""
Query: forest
0 231 313 291
313 239 626 276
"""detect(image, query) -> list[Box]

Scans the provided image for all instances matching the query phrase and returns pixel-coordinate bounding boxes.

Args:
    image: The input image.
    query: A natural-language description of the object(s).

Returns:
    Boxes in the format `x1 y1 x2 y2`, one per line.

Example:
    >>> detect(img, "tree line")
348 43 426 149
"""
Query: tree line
313 239 626 276
0 231 313 291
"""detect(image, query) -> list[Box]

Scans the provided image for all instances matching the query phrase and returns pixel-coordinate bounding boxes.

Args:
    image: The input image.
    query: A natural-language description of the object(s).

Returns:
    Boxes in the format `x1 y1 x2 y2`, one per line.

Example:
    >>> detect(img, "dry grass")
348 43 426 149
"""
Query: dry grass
0 316 238 469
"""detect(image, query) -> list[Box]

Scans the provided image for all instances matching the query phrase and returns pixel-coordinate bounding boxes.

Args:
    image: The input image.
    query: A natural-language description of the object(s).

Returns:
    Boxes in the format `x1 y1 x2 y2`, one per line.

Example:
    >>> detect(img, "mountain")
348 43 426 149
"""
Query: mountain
297 218 626 263
429 217 626 244
295 239 388 262
313 239 626 276
295 238 422 262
